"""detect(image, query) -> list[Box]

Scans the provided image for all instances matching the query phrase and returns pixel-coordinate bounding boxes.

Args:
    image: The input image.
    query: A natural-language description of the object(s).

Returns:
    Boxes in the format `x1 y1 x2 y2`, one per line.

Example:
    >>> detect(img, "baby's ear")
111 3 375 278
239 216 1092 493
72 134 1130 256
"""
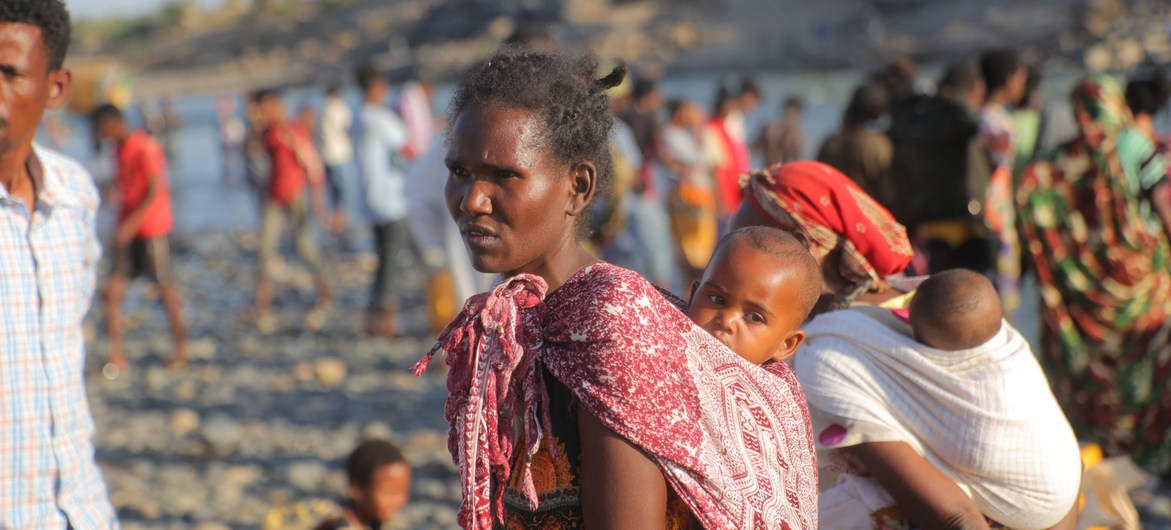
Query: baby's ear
771 329 805 363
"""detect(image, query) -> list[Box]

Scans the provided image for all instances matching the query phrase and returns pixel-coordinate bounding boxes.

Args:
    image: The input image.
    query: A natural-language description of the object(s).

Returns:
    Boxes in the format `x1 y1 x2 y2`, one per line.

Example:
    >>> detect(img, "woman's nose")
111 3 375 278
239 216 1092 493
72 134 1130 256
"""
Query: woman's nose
457 179 492 215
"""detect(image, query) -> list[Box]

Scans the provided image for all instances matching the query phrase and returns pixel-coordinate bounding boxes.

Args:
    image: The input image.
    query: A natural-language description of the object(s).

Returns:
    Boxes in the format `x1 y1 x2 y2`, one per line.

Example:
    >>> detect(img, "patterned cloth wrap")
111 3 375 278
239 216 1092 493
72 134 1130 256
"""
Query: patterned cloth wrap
1017 75 1171 476
741 161 913 305
413 263 820 529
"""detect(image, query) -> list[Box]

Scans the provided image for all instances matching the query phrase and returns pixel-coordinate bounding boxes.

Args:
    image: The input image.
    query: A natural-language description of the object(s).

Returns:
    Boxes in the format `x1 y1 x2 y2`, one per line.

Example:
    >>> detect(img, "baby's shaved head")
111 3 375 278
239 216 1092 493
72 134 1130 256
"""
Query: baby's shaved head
910 269 1003 351
713 226 822 323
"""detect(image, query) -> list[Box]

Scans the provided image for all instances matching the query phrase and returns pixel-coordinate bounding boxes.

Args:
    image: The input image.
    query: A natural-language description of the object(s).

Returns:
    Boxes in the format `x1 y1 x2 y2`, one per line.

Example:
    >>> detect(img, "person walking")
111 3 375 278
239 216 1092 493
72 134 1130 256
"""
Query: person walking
354 66 410 337
0 1 119 526
252 89 332 328
90 103 187 374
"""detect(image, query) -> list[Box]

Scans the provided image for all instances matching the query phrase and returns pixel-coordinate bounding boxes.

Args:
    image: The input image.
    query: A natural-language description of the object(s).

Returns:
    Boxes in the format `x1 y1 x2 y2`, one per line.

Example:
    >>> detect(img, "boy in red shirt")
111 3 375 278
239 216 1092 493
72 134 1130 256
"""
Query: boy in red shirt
91 104 186 373
253 90 332 327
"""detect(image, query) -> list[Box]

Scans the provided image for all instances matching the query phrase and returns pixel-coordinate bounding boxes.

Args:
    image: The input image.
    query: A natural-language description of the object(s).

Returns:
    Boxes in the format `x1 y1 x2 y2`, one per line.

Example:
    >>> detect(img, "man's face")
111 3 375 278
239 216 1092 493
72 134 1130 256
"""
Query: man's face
259 96 283 124
1006 66 1028 105
0 22 70 156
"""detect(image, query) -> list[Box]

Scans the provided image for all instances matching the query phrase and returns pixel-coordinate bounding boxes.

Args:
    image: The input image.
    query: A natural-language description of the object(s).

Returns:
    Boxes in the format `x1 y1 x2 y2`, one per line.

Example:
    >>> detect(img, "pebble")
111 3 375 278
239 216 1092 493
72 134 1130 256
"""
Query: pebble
170 408 201 437
144 365 171 391
362 420 394 441
286 460 329 492
186 338 217 360
199 416 242 457
313 358 347 388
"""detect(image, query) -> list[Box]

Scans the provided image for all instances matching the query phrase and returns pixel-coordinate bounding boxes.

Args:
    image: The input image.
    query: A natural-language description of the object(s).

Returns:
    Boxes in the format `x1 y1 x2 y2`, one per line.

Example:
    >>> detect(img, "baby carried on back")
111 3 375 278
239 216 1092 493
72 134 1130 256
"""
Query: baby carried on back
798 270 1082 529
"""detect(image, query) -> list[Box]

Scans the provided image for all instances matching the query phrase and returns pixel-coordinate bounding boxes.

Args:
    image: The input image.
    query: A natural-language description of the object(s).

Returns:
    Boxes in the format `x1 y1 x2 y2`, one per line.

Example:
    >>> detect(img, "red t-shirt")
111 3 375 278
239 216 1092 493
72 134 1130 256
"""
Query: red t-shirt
264 121 312 205
116 130 174 238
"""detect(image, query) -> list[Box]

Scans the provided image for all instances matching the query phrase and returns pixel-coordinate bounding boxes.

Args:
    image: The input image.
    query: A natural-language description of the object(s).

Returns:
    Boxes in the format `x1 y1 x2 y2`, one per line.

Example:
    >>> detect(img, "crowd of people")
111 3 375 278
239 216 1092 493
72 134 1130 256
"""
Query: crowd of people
3 0 1171 528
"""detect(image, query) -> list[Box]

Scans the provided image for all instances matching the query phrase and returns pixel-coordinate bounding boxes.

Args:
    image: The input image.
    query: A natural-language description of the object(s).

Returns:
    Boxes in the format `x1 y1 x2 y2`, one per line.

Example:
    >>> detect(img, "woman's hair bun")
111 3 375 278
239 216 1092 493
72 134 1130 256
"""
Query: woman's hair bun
592 63 628 94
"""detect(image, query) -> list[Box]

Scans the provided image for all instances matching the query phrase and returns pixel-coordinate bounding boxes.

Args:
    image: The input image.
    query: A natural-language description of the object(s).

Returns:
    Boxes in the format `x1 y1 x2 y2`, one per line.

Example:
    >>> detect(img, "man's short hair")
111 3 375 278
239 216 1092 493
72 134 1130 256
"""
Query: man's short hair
356 65 383 93
89 103 122 127
938 61 982 95
0 0 71 71
346 439 406 487
254 88 280 104
739 77 760 98
631 77 657 102
980 49 1020 94
783 96 803 111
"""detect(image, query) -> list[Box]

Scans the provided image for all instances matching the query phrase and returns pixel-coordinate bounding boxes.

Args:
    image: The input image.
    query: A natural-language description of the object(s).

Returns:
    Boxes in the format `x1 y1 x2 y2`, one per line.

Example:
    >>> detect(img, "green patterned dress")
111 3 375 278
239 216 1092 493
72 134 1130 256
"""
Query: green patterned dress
1017 75 1171 476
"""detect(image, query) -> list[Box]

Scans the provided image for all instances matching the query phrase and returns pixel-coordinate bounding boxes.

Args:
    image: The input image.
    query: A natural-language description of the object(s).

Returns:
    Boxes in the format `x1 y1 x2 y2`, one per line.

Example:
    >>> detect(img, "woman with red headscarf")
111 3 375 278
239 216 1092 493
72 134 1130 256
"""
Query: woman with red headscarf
710 87 752 219
734 161 914 314
732 161 1079 529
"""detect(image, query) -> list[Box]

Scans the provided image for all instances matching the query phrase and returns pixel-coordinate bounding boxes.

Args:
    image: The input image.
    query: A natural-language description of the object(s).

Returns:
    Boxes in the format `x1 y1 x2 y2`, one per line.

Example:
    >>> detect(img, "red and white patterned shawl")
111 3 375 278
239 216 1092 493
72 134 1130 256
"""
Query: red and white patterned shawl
413 263 819 529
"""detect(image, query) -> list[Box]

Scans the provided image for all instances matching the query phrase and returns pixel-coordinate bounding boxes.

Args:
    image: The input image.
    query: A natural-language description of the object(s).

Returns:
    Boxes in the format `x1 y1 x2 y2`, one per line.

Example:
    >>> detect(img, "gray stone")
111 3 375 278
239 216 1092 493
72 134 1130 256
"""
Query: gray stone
285 460 329 492
361 421 394 441
186 338 217 360
200 416 242 456
144 365 170 391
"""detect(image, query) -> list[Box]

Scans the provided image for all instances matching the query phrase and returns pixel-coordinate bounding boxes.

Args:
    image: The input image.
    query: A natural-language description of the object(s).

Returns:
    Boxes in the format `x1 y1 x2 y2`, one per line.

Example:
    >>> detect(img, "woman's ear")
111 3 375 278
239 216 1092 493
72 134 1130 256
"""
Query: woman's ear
770 329 805 364
565 162 597 217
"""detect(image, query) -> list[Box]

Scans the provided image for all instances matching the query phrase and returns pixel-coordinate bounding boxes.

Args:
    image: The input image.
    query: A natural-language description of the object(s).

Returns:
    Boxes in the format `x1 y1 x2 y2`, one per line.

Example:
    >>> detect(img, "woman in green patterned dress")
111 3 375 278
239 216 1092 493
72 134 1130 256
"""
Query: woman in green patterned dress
1017 75 1171 477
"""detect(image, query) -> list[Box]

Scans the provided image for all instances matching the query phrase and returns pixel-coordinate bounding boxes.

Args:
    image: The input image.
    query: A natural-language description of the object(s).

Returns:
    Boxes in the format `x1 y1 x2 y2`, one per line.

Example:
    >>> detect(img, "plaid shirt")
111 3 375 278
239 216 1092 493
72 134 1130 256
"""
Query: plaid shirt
0 144 118 528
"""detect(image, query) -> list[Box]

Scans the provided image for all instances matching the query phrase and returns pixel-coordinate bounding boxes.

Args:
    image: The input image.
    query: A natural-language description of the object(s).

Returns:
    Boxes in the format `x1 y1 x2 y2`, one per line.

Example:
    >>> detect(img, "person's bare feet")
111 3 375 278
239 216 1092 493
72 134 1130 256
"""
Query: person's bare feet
165 341 188 371
303 299 333 332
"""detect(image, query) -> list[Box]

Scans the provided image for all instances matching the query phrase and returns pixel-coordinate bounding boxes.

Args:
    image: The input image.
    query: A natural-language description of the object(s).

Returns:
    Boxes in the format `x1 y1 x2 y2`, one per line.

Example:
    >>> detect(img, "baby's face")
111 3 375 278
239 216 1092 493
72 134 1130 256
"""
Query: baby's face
687 244 806 365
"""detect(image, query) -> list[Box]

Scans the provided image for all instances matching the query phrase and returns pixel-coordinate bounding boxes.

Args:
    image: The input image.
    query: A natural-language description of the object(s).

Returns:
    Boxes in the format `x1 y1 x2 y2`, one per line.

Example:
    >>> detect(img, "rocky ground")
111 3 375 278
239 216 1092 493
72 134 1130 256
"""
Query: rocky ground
82 228 1171 529
84 229 461 529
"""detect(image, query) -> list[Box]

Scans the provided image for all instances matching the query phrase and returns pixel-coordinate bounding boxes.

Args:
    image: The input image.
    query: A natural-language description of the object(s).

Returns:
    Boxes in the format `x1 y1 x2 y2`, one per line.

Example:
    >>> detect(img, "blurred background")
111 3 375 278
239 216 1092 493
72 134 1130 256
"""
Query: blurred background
52 0 1171 528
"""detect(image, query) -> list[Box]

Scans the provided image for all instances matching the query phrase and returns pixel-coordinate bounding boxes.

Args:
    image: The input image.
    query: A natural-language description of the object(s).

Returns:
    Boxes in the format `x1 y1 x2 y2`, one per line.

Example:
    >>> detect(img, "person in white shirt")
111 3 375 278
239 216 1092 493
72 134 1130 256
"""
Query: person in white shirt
320 85 354 233
0 0 118 526
354 66 410 337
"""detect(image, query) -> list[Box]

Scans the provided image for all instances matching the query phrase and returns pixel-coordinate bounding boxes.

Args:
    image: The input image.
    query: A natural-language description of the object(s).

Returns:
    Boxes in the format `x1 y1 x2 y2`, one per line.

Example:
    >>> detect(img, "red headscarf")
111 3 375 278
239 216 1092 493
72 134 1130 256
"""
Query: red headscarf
742 161 912 297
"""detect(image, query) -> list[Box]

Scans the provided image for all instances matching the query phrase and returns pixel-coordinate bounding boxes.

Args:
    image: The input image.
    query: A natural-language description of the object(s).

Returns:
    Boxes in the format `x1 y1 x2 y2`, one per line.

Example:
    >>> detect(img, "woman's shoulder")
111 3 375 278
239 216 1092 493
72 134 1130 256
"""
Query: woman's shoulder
544 262 685 337
556 262 667 304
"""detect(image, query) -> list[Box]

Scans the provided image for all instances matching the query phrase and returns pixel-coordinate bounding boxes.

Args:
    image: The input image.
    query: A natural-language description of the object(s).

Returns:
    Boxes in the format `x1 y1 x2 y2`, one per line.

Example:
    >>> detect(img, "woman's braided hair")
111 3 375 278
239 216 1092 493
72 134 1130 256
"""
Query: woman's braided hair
447 47 627 233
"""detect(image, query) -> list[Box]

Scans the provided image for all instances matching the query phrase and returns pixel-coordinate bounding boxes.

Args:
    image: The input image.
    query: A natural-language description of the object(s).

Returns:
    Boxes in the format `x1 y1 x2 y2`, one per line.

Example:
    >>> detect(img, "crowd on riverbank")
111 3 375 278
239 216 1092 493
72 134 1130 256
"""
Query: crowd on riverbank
7 0 1171 528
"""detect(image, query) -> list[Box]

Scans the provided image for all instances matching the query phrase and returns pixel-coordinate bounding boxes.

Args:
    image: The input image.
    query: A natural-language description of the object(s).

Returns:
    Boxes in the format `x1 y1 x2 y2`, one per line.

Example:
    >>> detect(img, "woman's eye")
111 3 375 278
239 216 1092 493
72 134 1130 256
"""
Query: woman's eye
746 313 766 324
449 166 470 179
496 170 519 180
706 293 724 306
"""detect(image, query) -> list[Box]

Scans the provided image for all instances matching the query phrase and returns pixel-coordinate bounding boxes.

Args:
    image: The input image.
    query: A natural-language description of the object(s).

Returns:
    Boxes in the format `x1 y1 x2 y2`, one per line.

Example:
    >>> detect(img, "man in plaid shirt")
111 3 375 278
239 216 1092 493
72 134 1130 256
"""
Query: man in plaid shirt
0 0 118 527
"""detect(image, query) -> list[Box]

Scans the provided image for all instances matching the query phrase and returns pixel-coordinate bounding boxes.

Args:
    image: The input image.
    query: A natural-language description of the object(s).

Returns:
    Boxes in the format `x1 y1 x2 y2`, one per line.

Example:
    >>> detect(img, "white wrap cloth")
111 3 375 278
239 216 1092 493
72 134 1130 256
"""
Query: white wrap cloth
795 307 1081 529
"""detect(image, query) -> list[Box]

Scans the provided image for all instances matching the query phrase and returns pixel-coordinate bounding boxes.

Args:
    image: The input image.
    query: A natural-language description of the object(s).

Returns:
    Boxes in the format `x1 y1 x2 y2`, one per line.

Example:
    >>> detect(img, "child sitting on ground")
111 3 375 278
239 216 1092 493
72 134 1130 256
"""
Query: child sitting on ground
686 226 822 366
314 439 412 530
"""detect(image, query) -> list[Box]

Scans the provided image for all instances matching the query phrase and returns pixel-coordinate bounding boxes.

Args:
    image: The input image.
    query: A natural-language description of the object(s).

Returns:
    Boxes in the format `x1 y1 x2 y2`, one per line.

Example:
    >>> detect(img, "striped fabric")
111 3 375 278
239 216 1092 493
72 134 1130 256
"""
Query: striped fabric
0 144 118 528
